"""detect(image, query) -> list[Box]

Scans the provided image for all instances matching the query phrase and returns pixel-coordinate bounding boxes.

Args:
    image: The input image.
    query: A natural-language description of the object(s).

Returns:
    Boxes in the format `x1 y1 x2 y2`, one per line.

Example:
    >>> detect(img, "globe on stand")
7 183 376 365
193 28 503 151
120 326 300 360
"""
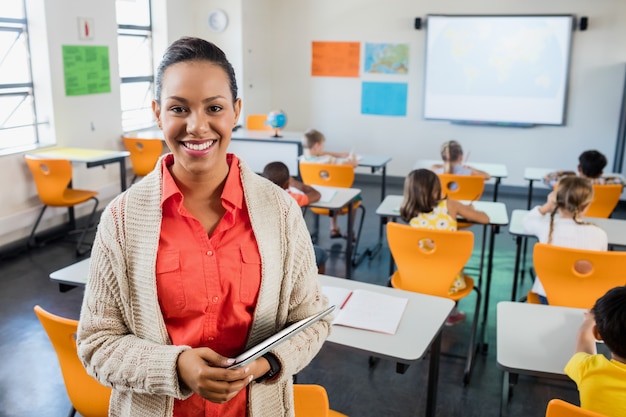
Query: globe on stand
267 110 287 138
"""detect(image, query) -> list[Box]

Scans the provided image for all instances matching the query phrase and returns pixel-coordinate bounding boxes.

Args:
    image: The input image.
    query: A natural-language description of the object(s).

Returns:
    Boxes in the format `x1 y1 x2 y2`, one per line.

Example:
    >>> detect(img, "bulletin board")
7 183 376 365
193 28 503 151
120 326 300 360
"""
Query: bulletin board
62 45 111 96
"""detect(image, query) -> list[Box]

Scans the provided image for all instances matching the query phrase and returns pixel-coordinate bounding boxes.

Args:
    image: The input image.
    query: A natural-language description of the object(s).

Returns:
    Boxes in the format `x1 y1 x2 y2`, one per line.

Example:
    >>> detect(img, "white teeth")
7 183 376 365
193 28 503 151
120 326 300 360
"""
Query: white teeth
183 141 214 151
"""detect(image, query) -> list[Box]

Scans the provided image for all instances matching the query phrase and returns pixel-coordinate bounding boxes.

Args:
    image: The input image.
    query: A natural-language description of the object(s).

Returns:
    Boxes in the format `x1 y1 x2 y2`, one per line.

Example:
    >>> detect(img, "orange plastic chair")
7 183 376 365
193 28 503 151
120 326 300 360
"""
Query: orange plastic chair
122 137 164 183
34 305 111 417
293 384 348 417
299 162 366 265
437 173 485 201
529 243 626 308
246 114 272 131
545 399 607 417
386 222 481 385
24 155 99 255
437 173 485 229
585 184 623 218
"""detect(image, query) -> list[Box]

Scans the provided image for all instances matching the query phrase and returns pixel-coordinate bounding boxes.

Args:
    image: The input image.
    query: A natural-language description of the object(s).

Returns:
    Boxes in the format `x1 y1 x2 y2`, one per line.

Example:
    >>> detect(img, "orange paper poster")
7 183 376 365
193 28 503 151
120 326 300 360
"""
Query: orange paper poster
311 41 360 77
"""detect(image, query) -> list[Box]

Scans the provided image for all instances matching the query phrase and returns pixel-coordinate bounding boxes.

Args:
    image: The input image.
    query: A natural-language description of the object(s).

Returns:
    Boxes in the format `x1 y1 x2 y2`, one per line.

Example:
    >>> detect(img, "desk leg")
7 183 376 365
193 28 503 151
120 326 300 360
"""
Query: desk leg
119 158 127 192
346 202 354 279
493 178 500 202
482 225 499 326
526 180 534 210
511 236 522 301
425 330 442 417
499 371 518 417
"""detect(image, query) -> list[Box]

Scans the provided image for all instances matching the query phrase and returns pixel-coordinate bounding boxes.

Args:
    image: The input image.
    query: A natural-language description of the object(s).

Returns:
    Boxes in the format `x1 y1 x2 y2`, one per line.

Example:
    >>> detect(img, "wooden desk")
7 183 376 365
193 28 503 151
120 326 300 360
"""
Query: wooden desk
27 147 131 192
309 186 362 279
413 159 508 202
497 301 588 416
508 209 626 301
318 274 454 417
376 195 509 329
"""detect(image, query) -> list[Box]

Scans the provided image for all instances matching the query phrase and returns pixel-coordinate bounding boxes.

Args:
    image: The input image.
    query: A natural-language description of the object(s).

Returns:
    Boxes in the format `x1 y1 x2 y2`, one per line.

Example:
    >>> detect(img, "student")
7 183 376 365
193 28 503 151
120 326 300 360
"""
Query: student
301 128 357 167
522 176 608 304
76 37 331 417
430 140 490 179
543 149 625 188
262 161 329 274
399 169 489 325
301 128 358 239
565 286 626 417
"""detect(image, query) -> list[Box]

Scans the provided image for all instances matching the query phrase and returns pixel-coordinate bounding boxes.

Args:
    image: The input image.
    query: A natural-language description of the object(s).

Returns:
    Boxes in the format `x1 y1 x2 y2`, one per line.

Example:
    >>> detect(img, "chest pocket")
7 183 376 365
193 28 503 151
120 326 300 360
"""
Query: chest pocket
240 244 262 304
156 250 186 315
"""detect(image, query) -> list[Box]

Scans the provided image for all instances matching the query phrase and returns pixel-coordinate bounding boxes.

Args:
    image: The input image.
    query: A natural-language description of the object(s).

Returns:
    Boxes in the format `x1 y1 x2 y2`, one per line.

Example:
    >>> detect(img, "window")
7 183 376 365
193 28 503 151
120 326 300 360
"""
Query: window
116 0 154 132
0 0 39 153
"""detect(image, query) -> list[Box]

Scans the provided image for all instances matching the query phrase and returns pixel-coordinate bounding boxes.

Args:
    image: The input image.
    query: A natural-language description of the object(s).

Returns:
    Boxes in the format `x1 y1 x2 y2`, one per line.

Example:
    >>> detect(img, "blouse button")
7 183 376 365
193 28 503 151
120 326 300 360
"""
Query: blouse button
212 296 219 303
207 250 213 256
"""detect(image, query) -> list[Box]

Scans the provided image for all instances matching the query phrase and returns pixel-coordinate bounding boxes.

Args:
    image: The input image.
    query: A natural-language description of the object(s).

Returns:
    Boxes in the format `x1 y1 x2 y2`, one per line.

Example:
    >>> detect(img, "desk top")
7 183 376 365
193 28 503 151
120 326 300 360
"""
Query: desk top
27 147 130 163
358 154 392 169
497 301 584 378
232 129 303 142
376 194 509 226
49 258 90 286
508 208 626 246
318 274 454 363
413 159 508 179
309 186 361 210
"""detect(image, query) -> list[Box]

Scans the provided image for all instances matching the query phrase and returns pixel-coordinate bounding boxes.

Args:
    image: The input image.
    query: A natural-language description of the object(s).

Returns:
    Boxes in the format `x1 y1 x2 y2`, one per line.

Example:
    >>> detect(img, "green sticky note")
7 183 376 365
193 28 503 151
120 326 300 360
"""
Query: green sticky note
62 45 111 96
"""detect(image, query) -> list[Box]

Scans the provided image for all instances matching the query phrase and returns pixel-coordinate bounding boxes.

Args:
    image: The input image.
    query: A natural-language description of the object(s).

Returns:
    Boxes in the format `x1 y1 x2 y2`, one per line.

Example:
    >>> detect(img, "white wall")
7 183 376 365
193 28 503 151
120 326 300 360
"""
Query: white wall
241 0 626 185
2 0 625 246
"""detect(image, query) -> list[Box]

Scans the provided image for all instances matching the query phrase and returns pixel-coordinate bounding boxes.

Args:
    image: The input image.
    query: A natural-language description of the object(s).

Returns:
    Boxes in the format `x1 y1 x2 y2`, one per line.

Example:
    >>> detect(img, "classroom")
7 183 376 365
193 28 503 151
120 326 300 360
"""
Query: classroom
1 0 626 416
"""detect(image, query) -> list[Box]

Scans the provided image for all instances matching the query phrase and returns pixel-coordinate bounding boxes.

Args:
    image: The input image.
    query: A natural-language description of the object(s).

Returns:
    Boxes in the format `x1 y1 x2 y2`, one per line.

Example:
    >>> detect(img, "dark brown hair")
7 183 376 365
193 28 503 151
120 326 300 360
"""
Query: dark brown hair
400 169 442 222
154 37 238 104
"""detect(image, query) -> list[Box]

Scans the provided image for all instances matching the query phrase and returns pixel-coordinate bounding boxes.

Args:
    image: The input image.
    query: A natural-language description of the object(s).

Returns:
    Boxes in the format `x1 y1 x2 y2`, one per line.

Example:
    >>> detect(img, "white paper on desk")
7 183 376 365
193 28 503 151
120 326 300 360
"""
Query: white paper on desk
322 286 408 335
312 186 337 203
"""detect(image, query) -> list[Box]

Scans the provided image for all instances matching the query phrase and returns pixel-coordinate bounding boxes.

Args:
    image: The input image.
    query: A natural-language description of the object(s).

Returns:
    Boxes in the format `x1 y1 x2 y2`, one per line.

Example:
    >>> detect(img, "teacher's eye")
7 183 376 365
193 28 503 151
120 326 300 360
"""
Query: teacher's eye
169 106 187 114
208 105 223 113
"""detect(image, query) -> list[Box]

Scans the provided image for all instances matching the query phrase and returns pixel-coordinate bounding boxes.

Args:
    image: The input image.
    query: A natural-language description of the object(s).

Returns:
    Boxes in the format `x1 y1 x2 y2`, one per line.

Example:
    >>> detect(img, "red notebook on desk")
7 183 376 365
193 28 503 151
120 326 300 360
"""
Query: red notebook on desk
322 286 408 335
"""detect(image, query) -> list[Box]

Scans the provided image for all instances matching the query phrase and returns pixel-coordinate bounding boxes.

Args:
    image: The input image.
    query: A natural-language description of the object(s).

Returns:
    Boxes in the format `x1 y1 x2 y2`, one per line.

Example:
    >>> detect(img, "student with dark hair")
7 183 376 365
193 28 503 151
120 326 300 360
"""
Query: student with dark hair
400 169 489 325
565 286 626 417
262 161 328 273
77 37 330 417
543 149 624 188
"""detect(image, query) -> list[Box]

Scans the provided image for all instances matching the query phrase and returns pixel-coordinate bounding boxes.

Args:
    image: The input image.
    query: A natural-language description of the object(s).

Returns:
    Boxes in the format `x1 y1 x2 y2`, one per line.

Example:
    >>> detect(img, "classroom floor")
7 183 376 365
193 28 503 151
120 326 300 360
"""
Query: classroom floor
1 176 624 417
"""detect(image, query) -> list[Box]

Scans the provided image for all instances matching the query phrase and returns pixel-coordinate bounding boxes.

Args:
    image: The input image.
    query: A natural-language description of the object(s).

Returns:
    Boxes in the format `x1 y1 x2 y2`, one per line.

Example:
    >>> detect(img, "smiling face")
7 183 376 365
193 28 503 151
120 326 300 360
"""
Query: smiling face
153 60 241 182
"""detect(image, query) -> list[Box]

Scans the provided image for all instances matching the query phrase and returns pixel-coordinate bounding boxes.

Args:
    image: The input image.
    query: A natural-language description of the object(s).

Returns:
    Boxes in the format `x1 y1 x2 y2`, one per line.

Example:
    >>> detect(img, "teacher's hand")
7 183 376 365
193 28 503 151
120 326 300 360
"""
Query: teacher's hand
176 348 253 404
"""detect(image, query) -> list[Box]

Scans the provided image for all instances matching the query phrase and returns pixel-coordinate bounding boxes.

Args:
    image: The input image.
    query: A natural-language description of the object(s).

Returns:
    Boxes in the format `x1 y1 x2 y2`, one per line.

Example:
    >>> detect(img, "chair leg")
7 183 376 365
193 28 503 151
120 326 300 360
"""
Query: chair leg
351 205 367 266
67 406 77 417
463 286 482 386
76 197 99 256
27 205 48 249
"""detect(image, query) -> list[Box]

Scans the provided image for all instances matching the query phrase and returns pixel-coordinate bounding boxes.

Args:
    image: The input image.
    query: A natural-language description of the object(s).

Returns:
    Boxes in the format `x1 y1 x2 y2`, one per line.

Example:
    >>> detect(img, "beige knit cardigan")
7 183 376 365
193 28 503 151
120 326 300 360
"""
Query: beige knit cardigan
77 156 331 417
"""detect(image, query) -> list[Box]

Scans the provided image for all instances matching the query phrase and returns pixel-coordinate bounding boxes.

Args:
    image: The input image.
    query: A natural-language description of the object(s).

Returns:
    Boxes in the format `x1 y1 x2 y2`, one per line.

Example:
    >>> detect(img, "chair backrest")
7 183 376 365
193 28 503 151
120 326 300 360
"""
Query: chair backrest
24 156 73 206
545 399 607 417
437 174 485 201
387 222 474 297
33 305 111 417
299 162 355 188
122 137 164 177
293 384 330 417
246 114 272 131
533 243 626 309
585 184 622 218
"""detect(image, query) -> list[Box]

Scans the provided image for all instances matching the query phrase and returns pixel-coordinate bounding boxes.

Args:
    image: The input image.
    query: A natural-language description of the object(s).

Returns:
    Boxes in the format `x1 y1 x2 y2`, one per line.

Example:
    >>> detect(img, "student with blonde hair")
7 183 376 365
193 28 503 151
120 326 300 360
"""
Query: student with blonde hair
522 176 608 304
431 140 490 179
301 128 358 238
